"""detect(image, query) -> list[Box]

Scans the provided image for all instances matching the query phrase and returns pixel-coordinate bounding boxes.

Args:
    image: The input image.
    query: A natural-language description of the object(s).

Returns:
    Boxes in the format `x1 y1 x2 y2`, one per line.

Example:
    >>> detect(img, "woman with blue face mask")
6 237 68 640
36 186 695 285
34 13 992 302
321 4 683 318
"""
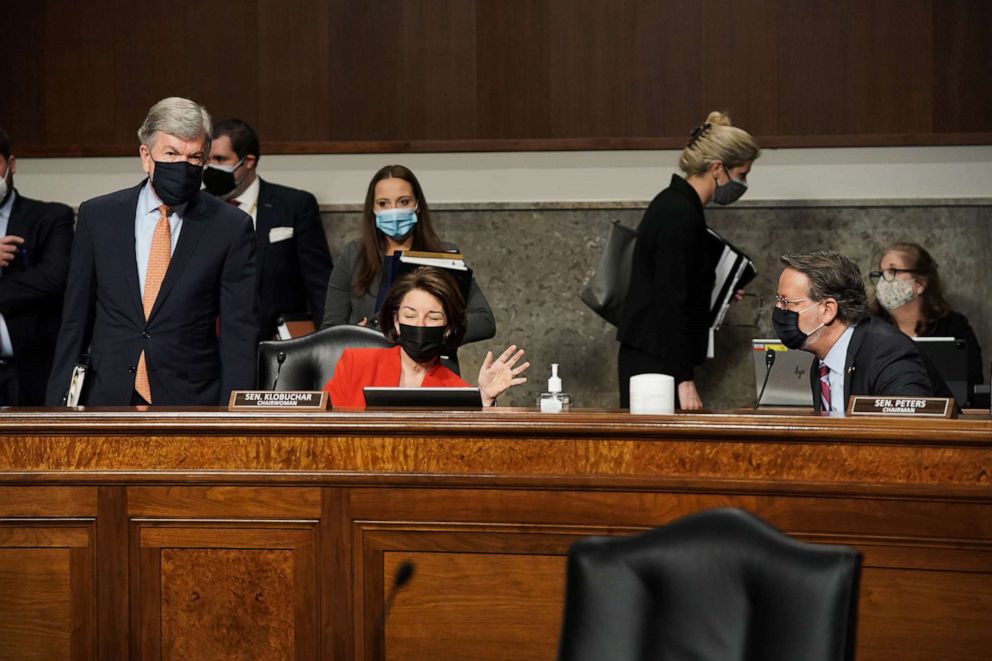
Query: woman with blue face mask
320 165 496 358
617 111 760 410
870 242 984 404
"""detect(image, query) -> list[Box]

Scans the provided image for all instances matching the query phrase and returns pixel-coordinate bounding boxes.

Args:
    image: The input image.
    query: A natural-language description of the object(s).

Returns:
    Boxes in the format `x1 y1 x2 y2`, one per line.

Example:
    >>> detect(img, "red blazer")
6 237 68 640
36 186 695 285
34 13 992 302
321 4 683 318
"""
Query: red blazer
323 345 468 408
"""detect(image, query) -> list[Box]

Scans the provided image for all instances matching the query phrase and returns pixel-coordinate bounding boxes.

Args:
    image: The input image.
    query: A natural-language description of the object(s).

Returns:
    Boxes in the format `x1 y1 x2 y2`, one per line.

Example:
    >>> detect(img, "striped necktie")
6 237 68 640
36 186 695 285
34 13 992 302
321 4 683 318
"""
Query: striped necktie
818 362 831 415
134 204 171 403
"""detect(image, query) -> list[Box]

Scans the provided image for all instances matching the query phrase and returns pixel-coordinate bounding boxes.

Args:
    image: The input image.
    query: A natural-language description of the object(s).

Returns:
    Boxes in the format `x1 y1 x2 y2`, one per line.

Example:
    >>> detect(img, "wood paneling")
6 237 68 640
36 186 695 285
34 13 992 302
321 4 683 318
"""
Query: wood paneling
134 524 317 660
0 524 96 660
0 409 990 658
2 0 989 156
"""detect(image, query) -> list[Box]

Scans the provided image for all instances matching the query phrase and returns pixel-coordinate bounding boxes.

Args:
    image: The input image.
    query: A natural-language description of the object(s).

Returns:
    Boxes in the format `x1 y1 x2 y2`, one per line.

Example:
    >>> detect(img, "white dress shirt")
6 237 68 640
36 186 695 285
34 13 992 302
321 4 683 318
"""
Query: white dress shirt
231 175 260 228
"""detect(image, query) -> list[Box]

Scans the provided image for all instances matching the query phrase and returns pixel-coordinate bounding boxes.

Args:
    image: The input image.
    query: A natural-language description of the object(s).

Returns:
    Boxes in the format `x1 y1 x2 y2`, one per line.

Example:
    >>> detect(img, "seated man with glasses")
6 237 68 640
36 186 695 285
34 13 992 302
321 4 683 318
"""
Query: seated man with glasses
772 249 933 415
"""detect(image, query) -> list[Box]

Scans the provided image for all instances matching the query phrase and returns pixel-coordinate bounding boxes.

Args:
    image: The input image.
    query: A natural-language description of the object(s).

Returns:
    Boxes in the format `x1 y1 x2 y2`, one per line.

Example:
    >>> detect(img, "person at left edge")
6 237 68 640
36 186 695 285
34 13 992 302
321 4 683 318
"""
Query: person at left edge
204 119 332 339
0 128 74 405
45 97 259 406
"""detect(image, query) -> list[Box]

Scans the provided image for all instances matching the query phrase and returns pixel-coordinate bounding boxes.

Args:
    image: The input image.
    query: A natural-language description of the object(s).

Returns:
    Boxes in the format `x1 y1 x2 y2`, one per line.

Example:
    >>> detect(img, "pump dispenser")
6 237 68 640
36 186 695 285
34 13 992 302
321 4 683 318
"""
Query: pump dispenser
538 363 571 412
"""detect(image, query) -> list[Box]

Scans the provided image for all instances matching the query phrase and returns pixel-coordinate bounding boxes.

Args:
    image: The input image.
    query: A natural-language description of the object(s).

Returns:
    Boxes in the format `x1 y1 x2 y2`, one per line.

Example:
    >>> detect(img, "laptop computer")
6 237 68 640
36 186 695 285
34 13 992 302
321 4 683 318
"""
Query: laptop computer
752 339 815 408
363 387 483 408
913 337 969 406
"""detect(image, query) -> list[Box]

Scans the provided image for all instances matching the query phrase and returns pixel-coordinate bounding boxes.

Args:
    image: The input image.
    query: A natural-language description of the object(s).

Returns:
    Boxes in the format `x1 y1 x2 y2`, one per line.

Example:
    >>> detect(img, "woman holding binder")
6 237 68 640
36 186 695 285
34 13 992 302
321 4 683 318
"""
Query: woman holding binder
320 165 496 346
617 112 760 410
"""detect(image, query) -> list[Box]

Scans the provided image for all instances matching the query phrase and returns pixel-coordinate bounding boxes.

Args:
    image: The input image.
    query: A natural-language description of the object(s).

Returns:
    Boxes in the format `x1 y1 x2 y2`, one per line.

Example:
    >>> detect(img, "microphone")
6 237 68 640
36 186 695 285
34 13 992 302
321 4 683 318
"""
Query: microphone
271 351 286 391
375 560 416 660
754 348 776 410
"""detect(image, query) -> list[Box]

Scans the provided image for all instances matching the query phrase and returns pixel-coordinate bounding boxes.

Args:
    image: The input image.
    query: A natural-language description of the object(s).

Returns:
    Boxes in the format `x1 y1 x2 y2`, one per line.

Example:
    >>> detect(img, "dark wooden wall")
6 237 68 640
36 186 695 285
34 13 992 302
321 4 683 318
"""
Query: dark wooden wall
2 0 990 156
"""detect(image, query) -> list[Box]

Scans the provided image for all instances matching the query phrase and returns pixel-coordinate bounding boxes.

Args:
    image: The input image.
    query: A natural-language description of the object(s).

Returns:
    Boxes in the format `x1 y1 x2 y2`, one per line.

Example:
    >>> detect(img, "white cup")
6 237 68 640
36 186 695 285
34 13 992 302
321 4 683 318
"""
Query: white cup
629 373 675 415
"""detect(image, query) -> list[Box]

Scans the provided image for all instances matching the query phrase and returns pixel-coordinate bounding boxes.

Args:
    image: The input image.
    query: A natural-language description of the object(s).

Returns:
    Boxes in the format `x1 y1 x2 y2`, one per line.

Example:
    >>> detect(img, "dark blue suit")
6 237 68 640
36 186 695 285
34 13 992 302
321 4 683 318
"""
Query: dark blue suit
46 182 259 406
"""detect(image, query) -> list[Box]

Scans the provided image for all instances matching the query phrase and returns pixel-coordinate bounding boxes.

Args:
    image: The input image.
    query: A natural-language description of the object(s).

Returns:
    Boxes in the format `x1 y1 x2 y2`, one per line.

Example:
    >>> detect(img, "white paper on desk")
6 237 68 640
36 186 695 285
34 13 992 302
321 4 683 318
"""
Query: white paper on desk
269 226 294 243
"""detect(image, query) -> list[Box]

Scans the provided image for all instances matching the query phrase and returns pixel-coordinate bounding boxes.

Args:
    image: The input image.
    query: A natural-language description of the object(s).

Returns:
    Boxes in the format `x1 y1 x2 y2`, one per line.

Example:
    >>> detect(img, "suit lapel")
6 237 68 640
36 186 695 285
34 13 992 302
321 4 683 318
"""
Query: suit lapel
254 179 274 268
843 321 868 404
147 192 210 321
113 183 146 321
3 195 28 275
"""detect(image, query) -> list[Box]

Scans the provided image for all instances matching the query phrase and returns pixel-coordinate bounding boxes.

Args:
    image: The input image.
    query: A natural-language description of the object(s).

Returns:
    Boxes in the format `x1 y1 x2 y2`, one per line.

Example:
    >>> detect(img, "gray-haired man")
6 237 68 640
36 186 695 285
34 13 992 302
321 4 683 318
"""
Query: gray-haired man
46 97 259 406
772 249 933 415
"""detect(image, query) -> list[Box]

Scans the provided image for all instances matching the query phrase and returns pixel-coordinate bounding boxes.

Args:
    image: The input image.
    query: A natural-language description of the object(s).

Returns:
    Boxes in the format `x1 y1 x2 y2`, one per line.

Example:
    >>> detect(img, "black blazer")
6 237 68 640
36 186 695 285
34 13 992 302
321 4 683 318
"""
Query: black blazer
810 316 933 413
928 310 984 394
0 192 74 404
255 179 332 339
45 182 259 406
617 175 714 383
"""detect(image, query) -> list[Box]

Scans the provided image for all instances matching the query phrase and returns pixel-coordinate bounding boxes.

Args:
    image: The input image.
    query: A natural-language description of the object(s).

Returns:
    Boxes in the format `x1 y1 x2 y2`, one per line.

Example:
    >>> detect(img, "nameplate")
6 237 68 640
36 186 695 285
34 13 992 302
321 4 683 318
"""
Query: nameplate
847 396 955 418
228 391 328 411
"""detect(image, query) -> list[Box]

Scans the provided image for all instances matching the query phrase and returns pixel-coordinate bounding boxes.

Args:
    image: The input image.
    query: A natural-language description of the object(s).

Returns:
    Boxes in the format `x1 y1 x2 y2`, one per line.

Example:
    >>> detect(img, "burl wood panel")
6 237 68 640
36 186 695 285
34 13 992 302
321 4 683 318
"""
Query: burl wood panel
384 552 566 661
135 525 318 661
160 549 295 661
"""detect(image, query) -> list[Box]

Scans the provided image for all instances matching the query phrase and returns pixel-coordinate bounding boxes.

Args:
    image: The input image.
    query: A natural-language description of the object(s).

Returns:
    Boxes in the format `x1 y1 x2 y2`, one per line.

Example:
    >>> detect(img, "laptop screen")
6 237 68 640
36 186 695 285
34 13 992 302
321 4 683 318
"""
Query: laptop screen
362 387 483 408
752 339 815 408
913 337 968 406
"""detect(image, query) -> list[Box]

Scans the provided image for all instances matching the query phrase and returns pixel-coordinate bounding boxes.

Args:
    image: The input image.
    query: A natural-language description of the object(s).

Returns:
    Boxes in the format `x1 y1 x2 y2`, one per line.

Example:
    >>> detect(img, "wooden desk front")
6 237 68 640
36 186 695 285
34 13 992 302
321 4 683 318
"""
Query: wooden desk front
0 409 989 660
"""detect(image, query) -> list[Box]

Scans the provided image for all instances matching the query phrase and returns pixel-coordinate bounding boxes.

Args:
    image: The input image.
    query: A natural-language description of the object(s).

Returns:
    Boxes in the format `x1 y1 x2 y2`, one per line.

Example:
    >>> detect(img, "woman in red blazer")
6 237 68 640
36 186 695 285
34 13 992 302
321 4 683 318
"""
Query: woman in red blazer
324 267 528 408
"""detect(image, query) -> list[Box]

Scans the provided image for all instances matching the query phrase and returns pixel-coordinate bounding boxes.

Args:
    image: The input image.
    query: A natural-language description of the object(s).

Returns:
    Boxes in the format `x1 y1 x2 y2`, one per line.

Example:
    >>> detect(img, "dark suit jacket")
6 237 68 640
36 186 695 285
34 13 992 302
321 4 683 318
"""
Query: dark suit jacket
45 182 259 406
255 179 332 339
617 174 714 383
810 316 933 413
0 192 74 404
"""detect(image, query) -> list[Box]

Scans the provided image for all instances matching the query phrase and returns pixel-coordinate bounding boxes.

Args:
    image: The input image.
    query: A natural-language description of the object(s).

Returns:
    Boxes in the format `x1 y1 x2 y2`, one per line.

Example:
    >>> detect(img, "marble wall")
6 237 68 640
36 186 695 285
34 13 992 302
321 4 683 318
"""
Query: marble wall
322 201 992 409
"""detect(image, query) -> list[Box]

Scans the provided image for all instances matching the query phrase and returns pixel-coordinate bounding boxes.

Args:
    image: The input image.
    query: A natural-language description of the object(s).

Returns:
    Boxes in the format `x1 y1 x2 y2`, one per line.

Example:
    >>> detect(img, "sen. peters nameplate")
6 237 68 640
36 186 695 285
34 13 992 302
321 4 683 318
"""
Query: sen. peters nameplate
847 396 955 418
228 391 328 411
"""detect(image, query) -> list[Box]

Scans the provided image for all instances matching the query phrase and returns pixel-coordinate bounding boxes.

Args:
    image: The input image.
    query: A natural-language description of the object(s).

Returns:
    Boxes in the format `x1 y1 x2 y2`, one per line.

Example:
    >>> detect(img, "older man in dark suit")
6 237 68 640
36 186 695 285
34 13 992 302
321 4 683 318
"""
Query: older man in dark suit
772 249 933 415
204 119 332 340
46 97 259 406
0 129 74 405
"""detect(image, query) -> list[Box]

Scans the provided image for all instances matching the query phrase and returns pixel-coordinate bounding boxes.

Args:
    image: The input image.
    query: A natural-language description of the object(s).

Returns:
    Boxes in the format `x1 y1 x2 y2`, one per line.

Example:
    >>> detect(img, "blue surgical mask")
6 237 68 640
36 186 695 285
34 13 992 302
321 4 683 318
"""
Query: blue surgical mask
375 208 418 240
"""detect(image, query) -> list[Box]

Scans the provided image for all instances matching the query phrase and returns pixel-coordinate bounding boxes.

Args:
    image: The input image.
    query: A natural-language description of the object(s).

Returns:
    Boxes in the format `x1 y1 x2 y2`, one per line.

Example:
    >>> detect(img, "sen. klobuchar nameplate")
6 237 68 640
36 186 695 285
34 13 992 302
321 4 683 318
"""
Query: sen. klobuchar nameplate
847 396 955 418
228 391 328 411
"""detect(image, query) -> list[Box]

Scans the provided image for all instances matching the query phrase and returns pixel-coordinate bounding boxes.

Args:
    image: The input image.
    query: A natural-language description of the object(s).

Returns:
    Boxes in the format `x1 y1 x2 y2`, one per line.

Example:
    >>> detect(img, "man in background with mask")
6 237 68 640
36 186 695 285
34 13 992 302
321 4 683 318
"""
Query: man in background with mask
46 97 258 406
0 129 74 405
204 119 331 339
772 249 932 415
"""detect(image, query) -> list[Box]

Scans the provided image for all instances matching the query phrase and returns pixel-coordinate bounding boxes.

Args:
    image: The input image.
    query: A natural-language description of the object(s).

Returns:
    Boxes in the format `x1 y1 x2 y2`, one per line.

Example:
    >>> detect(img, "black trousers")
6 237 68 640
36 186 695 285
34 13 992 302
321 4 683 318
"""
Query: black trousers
617 343 683 409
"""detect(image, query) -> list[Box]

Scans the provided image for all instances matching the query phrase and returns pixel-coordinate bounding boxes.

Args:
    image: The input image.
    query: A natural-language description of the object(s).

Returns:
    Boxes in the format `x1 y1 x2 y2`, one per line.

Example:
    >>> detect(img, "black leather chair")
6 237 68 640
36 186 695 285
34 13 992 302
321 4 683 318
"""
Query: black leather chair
557 508 861 661
256 325 394 391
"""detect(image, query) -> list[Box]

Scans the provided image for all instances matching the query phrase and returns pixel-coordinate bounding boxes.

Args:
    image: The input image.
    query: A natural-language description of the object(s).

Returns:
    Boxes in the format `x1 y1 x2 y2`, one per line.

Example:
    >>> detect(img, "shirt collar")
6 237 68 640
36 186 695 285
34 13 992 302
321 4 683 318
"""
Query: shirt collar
822 323 856 374
140 178 188 217
232 174 260 210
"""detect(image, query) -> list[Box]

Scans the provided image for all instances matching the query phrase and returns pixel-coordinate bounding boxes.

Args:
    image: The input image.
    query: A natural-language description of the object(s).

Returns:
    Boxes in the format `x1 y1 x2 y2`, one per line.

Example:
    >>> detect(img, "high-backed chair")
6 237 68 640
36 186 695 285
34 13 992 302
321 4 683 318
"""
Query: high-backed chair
256 325 394 391
557 508 861 661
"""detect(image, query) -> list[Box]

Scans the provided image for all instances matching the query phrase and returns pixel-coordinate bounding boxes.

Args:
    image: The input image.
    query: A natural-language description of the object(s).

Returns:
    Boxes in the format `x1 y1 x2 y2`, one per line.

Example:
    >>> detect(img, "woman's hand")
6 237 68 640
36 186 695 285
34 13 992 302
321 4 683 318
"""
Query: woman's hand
478 345 529 406
677 380 703 410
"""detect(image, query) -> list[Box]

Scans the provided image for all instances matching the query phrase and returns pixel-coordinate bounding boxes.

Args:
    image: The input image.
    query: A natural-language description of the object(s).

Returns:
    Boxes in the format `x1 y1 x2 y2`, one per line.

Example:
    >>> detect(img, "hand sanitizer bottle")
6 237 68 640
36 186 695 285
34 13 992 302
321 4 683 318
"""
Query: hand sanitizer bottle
538 363 571 412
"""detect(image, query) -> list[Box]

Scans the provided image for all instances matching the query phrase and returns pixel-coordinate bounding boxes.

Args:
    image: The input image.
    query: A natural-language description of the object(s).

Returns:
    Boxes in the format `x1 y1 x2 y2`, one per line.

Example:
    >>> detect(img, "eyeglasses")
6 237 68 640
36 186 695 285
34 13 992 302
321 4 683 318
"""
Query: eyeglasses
868 268 916 283
774 295 810 310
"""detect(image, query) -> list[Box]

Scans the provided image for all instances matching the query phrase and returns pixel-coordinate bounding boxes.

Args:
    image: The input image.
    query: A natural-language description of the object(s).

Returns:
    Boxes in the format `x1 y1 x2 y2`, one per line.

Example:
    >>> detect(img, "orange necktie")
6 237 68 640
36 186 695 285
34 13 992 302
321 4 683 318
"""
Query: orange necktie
134 204 171 403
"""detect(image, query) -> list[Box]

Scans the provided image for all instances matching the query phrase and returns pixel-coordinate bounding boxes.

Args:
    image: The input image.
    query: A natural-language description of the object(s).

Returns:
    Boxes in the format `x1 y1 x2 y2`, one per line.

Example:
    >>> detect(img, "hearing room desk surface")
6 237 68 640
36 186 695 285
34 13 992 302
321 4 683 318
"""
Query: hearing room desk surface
0 408 989 660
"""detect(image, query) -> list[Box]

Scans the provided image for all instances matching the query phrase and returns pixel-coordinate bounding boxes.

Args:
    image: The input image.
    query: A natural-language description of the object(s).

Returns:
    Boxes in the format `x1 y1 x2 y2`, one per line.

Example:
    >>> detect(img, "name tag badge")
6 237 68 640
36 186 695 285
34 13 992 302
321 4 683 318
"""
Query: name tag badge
847 396 956 418
228 390 327 411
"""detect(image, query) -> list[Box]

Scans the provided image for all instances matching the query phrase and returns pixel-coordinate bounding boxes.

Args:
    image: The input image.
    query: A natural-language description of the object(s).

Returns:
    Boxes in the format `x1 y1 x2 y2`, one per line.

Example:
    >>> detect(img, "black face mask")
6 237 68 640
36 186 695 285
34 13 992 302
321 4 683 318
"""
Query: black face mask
772 305 824 350
152 159 203 206
202 157 245 198
396 323 447 363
